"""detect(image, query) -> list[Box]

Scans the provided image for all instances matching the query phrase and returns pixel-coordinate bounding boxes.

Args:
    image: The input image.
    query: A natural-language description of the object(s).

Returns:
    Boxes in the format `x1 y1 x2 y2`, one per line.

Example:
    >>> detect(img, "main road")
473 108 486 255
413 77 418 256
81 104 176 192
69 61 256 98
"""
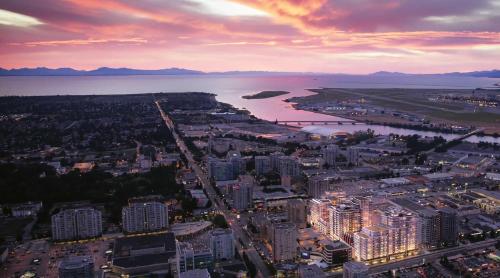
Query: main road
369 238 497 274
155 101 272 278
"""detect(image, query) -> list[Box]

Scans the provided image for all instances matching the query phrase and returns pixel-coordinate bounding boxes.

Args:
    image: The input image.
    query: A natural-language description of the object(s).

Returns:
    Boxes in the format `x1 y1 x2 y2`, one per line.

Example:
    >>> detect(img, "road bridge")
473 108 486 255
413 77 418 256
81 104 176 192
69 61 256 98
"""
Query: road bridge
275 120 359 125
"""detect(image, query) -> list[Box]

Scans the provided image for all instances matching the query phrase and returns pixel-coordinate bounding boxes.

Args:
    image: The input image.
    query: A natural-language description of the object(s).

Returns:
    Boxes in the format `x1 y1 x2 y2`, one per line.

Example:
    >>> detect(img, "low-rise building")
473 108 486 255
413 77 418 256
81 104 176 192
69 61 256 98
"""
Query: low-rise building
343 261 369 278
112 233 177 277
58 255 94 278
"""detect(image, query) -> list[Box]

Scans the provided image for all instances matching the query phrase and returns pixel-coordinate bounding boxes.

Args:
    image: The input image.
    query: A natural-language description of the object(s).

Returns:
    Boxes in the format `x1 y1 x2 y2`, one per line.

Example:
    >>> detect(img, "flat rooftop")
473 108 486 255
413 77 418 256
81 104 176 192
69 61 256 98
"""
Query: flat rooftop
170 221 212 237
113 253 174 268
114 233 175 256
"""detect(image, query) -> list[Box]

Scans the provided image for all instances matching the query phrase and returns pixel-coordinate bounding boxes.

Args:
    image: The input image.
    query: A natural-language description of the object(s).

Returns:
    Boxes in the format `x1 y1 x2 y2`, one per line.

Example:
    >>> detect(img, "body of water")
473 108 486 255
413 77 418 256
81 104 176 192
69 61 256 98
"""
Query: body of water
1 74 499 143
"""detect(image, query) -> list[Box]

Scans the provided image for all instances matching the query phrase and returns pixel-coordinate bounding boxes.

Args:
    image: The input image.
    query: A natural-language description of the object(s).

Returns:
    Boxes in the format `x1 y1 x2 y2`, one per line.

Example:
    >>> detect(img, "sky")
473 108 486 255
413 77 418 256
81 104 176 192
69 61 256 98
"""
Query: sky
1 0 500 74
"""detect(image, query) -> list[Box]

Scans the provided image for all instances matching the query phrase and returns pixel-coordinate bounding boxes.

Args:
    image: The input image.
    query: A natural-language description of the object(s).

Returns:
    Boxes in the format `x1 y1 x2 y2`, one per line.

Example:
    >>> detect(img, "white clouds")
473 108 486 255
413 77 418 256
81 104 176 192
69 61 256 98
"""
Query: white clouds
186 0 268 17
0 9 42 27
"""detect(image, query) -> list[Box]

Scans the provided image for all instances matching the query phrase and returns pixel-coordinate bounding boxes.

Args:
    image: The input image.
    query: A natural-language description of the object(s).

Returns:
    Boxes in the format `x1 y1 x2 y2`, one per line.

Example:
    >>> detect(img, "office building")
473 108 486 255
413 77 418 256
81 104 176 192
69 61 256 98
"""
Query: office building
58 255 94 278
270 152 285 171
439 207 458 246
208 157 234 181
322 144 339 167
347 147 360 166
417 208 440 249
227 151 245 177
231 181 253 211
343 261 369 278
298 264 326 278
272 222 297 262
209 228 235 261
51 207 102 241
176 241 213 273
287 199 307 229
279 156 301 178
255 156 271 176
122 198 168 234
322 240 352 266
308 175 337 198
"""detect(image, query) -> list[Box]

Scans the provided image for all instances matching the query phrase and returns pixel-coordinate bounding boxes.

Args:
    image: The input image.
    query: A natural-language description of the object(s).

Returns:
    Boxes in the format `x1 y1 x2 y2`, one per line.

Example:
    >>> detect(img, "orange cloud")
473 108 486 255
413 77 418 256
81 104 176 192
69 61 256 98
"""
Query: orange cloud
0 0 499 73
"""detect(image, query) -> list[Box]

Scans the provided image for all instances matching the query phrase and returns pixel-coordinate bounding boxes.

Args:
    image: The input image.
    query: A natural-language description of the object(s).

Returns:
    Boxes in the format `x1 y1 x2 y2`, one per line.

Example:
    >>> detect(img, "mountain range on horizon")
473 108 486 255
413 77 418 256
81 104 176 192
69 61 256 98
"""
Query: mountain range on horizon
1 67 499 78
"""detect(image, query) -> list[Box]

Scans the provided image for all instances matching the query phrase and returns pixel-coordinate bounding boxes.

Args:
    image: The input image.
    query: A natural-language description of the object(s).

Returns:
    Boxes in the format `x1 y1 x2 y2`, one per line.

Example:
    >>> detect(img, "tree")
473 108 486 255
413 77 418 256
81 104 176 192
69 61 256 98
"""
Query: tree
212 214 229 229
415 153 427 165
401 157 409 165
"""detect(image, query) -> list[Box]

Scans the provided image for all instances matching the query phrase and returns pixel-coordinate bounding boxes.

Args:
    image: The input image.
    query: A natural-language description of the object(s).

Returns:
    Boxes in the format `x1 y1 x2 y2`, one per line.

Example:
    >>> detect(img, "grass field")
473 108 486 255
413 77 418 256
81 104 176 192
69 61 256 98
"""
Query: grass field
289 88 500 133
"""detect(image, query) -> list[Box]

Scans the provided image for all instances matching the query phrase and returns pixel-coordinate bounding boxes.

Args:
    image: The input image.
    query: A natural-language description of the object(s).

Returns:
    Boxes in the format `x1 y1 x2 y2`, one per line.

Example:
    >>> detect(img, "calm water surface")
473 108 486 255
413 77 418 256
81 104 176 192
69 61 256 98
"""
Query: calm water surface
1 74 499 143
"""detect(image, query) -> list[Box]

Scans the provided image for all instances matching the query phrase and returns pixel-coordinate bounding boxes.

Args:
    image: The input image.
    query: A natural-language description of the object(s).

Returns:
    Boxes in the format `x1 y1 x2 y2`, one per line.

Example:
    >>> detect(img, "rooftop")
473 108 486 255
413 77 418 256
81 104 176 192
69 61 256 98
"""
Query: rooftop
114 233 176 257
112 252 174 268
59 255 93 270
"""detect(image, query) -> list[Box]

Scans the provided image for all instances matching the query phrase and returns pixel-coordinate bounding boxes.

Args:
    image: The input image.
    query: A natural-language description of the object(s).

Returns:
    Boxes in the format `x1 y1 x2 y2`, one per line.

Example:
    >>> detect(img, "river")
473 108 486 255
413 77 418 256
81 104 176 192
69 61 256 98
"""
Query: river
0 74 499 143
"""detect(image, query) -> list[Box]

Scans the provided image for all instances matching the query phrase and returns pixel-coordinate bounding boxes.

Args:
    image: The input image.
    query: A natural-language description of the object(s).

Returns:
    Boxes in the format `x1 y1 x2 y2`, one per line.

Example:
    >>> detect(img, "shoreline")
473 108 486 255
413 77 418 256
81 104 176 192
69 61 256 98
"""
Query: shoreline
284 88 500 137
288 105 498 138
242 90 290 99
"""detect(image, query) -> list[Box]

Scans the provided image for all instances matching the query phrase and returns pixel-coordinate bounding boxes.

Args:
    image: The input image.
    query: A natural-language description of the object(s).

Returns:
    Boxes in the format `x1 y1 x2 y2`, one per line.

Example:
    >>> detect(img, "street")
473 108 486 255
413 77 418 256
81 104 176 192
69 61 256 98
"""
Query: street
155 101 272 278
369 238 497 274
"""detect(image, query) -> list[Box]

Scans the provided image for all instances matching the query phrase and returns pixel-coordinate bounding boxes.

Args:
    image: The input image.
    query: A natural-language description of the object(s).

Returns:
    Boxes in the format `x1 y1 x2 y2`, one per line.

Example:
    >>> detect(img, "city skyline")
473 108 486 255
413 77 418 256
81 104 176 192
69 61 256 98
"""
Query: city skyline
1 0 500 73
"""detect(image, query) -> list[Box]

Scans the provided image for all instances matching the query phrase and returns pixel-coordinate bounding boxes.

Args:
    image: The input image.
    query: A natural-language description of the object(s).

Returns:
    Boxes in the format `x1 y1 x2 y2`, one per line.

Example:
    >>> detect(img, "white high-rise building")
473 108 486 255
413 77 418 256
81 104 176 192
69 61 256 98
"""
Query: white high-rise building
322 145 339 167
231 181 253 211
122 199 168 234
254 156 271 176
210 228 235 261
272 222 297 262
353 206 418 261
309 199 332 235
332 203 362 242
52 207 102 241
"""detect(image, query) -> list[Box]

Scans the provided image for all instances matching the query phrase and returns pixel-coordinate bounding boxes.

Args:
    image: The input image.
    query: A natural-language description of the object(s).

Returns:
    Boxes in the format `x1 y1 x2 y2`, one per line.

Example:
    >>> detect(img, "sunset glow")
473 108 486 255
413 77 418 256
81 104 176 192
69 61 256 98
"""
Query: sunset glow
1 0 499 73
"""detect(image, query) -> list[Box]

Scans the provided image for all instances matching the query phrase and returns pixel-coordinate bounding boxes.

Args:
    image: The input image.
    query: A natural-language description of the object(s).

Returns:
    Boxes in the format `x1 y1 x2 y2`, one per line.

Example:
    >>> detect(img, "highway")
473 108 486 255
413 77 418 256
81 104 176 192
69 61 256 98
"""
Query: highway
369 238 497 274
155 101 272 278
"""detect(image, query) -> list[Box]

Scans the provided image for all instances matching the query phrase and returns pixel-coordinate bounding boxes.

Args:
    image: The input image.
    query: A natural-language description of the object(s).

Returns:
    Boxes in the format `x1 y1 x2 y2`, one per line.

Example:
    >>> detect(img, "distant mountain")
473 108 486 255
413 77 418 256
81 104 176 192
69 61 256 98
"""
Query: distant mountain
370 71 412 76
0 67 204 76
371 69 500 78
444 70 500 78
0 67 314 76
1 67 499 78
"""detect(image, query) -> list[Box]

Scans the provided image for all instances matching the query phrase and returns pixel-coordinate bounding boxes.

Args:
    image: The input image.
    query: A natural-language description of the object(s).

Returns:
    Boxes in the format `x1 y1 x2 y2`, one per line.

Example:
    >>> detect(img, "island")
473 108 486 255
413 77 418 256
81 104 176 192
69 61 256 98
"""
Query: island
242 90 290 99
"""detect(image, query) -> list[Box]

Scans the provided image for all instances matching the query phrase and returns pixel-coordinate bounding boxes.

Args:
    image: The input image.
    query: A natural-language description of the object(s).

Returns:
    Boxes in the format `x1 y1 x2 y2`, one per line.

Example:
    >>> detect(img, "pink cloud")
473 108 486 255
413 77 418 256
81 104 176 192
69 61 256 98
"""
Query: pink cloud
0 0 499 73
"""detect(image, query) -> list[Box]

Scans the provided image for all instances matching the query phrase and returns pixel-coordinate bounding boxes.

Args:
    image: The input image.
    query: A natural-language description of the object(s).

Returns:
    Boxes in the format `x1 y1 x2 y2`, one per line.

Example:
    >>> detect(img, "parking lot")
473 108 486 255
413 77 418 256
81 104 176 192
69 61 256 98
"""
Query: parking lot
1 237 114 278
